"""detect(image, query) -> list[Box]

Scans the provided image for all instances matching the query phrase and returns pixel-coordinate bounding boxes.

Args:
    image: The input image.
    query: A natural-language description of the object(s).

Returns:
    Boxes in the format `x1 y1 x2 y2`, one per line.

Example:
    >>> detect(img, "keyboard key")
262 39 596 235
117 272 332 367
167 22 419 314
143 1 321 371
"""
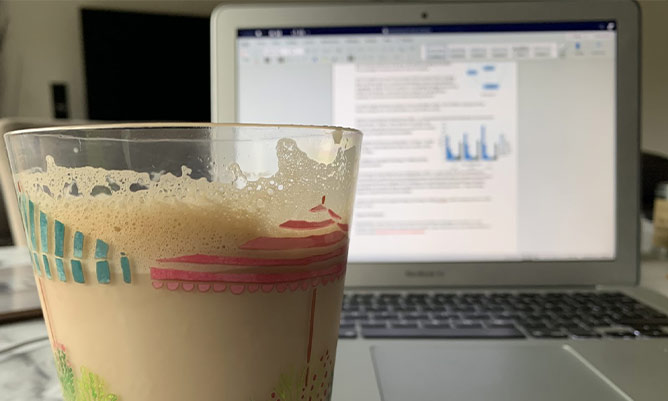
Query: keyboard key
422 321 452 329
401 312 430 321
342 312 369 321
342 305 360 312
364 306 388 313
620 312 646 320
339 328 358 339
484 306 507 313
484 320 516 329
361 327 525 339
452 306 476 313
462 313 491 321
553 321 583 329
497 312 524 320
582 317 609 327
361 321 387 329
394 306 419 313
432 312 460 320
406 295 429 305
373 312 399 321
339 321 355 330
379 294 401 302
352 299 374 307
528 313 554 321
520 321 549 330
390 321 419 329
453 322 483 329
617 318 668 327
432 295 455 304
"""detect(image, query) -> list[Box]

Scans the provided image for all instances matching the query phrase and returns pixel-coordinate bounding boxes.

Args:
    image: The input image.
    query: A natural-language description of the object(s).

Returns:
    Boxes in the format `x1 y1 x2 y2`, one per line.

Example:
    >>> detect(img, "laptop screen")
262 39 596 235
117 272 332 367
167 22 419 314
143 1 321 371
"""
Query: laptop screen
235 21 617 263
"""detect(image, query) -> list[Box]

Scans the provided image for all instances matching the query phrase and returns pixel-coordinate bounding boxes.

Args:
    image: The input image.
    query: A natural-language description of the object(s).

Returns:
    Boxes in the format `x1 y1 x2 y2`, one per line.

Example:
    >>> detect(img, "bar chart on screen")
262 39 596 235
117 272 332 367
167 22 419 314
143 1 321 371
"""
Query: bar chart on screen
444 124 512 162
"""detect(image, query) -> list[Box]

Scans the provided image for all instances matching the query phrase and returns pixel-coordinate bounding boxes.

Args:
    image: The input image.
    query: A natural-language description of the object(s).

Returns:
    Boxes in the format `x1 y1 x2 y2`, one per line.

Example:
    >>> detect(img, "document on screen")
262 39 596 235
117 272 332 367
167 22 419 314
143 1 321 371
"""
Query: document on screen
333 62 519 261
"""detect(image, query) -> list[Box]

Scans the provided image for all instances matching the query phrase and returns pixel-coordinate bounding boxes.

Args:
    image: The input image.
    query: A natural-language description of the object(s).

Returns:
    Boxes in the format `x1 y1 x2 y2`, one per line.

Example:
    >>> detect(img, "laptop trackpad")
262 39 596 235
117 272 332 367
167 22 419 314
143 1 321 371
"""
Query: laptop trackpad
371 343 629 401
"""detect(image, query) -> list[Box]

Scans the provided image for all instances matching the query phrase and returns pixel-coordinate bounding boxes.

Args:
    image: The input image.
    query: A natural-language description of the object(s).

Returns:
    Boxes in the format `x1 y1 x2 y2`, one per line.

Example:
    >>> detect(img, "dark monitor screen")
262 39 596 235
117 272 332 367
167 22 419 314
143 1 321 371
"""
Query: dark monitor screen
81 9 210 122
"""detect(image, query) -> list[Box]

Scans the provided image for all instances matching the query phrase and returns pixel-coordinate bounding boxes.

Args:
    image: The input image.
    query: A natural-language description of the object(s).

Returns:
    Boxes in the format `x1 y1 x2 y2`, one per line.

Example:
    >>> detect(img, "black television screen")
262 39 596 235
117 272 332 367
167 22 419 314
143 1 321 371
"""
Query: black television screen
81 9 210 122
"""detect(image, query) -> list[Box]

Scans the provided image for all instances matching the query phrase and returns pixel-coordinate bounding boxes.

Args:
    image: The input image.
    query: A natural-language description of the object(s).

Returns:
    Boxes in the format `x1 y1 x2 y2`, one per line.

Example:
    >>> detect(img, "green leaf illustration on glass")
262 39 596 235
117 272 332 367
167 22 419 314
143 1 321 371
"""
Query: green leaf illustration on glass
264 349 334 401
55 349 76 401
273 368 306 401
76 367 118 401
54 346 119 401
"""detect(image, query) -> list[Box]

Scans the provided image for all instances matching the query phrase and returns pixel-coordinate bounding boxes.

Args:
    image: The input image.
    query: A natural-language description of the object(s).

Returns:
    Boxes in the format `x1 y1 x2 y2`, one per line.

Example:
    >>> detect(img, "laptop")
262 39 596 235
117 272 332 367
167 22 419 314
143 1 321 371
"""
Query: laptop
211 2 668 400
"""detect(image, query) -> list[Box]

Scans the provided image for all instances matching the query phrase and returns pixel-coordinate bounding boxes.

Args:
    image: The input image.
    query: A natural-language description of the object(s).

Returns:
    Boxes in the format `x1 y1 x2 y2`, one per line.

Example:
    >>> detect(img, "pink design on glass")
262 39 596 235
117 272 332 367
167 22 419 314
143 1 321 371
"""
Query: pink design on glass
156 247 344 266
279 219 335 230
239 231 346 250
327 209 341 220
151 263 344 284
151 198 348 294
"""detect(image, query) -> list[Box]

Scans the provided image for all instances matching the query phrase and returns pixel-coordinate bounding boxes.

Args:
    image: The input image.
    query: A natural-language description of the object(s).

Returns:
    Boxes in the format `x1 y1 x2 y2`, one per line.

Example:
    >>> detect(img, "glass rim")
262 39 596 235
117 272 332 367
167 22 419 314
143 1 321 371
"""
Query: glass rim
4 122 363 139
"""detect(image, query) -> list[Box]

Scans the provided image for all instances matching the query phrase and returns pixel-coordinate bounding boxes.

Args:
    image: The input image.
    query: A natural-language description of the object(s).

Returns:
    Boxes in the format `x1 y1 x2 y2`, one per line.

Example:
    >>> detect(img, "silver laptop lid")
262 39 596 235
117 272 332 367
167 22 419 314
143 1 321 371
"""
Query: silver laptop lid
211 1 640 287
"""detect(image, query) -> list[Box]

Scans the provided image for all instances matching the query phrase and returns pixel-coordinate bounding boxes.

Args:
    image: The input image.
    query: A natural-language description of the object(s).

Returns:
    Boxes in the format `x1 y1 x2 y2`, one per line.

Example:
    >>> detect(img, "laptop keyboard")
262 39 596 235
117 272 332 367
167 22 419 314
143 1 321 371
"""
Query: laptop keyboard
339 291 668 340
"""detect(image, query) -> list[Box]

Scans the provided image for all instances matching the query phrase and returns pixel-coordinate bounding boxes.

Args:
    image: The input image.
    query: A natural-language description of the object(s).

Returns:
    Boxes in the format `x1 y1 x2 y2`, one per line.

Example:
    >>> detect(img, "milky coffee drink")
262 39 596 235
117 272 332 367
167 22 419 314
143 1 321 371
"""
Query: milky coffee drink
12 127 361 401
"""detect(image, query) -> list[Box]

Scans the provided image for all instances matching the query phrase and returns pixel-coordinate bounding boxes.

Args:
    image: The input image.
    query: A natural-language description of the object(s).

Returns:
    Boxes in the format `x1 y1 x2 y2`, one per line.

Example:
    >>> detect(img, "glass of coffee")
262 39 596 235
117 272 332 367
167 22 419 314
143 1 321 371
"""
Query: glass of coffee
4 123 362 401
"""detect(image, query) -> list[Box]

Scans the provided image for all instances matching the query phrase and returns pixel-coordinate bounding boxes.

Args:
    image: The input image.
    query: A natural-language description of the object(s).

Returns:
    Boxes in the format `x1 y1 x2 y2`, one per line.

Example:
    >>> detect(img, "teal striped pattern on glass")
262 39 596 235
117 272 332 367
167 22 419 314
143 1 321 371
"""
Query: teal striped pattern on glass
54 220 65 257
94 239 108 259
55 258 66 282
73 231 84 258
96 261 110 284
19 194 30 245
39 212 48 252
71 260 85 283
120 256 131 283
18 193 25 226
20 196 133 286
32 252 41 276
28 201 37 249
42 255 52 279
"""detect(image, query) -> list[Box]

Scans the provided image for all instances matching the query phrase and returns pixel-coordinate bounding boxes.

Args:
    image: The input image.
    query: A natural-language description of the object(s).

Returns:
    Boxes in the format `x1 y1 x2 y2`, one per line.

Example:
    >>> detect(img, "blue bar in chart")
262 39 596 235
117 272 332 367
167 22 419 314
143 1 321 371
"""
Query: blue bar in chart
445 136 461 161
463 134 477 161
480 126 495 161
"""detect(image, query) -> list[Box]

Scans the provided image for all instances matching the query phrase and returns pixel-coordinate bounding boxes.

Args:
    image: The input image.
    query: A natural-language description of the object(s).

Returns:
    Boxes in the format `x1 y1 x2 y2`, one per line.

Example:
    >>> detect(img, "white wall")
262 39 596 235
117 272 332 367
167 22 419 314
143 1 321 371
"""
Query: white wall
639 0 668 157
0 0 667 156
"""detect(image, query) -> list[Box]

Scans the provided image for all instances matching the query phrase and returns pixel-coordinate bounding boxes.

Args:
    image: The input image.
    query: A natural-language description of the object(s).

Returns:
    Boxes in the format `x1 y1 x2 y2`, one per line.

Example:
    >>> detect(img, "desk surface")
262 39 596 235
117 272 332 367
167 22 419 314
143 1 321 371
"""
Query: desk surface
1 260 668 401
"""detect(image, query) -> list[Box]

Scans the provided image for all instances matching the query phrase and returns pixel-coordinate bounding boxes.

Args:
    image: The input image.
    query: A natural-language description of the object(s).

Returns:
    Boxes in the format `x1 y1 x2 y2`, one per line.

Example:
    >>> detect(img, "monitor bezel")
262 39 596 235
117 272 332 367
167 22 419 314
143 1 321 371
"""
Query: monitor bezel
211 0 640 287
